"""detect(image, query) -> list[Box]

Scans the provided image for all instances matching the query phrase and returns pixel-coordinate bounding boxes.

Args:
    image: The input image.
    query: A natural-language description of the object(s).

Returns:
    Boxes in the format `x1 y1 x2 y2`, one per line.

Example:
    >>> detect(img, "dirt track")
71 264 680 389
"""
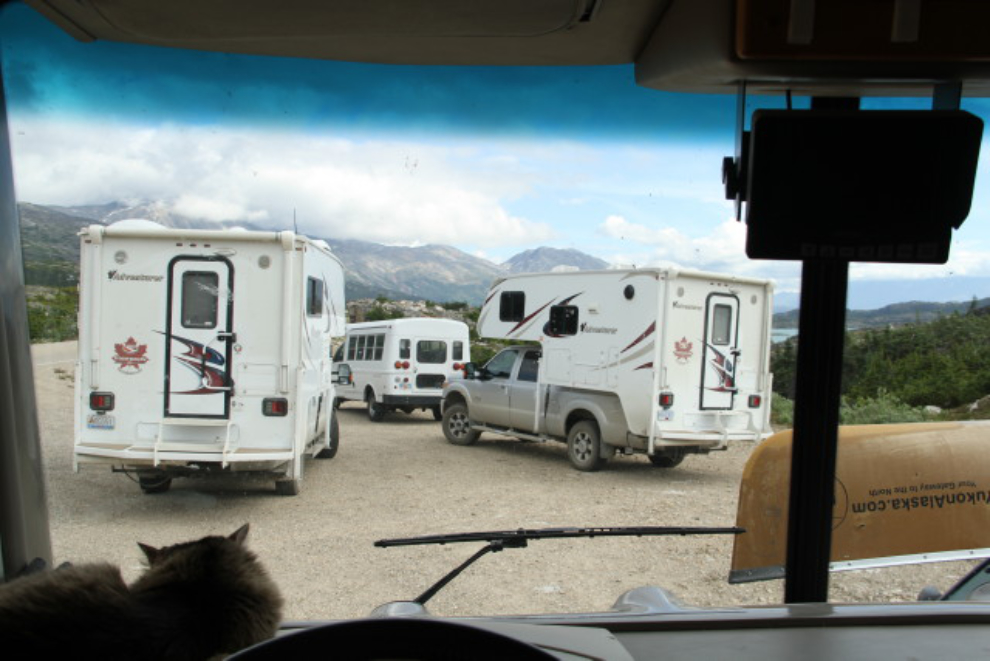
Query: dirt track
31 342 976 620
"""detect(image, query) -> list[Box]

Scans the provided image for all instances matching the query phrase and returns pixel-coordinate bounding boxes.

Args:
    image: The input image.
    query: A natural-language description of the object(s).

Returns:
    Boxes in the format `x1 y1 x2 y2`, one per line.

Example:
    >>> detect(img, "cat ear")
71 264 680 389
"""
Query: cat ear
138 542 160 563
229 523 250 545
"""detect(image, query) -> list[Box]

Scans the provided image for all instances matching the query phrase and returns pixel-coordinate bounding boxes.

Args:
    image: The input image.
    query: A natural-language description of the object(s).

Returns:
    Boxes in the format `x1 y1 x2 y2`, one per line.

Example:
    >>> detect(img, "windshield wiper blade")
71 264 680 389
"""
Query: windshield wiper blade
375 526 744 605
375 525 743 548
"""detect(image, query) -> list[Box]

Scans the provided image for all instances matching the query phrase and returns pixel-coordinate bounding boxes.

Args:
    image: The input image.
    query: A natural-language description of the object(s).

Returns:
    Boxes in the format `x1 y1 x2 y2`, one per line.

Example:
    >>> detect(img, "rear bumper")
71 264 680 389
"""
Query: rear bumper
382 394 441 408
74 443 293 469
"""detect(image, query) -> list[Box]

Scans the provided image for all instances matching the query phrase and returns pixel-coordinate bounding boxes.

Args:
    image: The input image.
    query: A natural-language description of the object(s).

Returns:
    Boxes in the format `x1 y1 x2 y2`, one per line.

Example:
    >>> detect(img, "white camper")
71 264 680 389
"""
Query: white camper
74 220 346 495
444 267 773 470
334 318 471 421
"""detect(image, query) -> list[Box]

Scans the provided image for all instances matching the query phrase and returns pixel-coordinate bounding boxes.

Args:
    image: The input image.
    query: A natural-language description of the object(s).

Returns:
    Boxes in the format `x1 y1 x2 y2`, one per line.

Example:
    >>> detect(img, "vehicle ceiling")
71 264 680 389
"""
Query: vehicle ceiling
23 0 990 96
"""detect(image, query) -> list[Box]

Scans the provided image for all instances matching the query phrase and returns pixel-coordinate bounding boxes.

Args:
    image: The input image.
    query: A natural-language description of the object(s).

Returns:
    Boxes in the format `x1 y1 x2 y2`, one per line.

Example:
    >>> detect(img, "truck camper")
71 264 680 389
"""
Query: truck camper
74 220 346 495
442 267 774 470
334 317 470 421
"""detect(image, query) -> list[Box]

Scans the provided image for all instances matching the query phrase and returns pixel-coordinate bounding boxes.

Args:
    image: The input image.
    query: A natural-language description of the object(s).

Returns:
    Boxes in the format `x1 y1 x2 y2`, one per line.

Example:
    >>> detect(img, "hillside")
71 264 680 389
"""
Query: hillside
772 298 990 330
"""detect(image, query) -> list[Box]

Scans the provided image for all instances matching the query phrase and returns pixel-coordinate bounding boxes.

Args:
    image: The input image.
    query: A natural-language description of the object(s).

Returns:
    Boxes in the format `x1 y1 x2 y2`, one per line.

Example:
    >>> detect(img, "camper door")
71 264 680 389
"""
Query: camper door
164 256 234 418
700 293 740 410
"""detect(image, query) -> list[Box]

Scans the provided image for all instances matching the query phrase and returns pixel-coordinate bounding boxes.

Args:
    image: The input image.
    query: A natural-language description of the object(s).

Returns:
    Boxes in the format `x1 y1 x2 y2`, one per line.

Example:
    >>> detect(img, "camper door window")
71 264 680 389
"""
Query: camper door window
417 341 447 364
712 305 732 346
182 272 219 329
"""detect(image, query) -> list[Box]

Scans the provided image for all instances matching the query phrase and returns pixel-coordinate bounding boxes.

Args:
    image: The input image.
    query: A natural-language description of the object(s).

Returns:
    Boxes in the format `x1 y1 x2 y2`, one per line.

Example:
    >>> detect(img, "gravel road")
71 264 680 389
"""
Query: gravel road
31 342 976 620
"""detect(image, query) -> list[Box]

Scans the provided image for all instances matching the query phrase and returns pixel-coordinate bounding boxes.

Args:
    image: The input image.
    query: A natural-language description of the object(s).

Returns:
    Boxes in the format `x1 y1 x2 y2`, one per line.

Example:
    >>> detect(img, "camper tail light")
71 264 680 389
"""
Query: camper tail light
89 391 115 412
263 398 289 417
659 392 674 409
748 395 763 408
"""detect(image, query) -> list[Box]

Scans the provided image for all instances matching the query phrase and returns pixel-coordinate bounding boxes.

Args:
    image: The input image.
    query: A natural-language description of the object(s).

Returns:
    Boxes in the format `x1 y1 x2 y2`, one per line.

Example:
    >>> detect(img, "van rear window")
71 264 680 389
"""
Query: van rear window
417 340 447 364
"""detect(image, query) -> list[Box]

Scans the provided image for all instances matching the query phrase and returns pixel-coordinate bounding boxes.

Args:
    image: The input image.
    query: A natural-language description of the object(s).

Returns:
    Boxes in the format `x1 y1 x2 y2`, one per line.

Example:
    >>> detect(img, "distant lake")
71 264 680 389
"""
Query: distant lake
771 328 799 343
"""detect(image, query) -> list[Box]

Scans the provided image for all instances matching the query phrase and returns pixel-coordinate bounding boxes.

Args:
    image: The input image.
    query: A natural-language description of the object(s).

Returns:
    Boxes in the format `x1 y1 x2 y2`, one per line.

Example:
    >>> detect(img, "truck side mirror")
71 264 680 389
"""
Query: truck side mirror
463 362 476 379
337 364 352 385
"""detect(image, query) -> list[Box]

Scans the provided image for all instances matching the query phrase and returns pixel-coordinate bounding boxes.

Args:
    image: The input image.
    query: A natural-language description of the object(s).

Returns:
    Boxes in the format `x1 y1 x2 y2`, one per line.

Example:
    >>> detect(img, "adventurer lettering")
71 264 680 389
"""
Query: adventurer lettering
672 301 702 311
579 323 617 335
107 270 164 282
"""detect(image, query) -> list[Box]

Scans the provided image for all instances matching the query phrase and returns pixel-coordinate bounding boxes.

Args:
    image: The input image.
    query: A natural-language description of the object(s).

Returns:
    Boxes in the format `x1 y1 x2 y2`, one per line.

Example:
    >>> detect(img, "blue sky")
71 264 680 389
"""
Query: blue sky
4 3 990 308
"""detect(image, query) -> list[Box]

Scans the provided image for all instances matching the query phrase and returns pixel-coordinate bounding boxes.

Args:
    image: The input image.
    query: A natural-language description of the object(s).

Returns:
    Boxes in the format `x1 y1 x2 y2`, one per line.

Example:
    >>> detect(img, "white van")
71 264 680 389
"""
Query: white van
74 220 346 495
334 318 470 421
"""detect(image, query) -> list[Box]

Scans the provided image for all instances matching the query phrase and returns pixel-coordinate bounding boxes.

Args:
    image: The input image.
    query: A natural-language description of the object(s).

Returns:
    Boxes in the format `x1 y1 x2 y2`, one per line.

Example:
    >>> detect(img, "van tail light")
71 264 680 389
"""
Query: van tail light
90 391 115 411
659 392 674 408
748 395 762 408
394 360 411 370
402 360 410 369
263 398 289 416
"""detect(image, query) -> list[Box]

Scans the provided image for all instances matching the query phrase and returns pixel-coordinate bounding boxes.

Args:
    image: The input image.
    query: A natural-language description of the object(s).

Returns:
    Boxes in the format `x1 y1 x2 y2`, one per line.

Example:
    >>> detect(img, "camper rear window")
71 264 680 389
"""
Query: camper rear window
181 272 219 329
548 305 579 336
417 340 447 364
500 291 525 322
306 277 324 317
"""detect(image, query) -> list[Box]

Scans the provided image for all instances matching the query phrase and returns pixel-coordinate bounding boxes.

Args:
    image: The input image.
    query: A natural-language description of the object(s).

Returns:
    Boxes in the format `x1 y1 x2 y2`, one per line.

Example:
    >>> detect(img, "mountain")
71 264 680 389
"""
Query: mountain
503 247 609 273
17 201 505 303
323 238 505 304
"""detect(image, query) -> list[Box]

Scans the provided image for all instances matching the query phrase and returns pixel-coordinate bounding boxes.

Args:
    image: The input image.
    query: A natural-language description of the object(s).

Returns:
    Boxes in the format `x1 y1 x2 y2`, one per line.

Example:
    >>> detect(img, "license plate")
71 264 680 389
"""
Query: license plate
87 414 115 430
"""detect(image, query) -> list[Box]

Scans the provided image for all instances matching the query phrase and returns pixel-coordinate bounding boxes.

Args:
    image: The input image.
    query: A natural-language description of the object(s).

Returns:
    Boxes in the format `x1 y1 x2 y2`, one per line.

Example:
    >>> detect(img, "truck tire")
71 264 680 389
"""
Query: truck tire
366 392 387 422
316 413 339 459
649 449 685 468
442 402 480 446
567 420 607 472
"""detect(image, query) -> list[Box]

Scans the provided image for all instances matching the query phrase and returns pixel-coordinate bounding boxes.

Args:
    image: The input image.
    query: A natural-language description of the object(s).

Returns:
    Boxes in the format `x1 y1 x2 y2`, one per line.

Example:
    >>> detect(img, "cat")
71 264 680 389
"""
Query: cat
0 524 283 660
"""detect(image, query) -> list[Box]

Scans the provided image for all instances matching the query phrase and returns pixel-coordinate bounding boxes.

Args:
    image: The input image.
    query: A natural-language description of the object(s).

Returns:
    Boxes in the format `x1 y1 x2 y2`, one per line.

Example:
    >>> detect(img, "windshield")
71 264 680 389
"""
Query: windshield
6 2 990 621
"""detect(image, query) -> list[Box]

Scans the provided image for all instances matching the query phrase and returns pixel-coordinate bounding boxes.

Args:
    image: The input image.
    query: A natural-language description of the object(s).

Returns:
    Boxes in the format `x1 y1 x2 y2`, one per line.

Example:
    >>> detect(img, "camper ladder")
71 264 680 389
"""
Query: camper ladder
154 418 236 467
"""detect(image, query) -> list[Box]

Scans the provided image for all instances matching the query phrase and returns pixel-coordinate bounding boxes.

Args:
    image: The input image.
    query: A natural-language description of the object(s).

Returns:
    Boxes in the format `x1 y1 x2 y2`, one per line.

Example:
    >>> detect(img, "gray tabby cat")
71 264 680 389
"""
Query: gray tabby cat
0 524 283 660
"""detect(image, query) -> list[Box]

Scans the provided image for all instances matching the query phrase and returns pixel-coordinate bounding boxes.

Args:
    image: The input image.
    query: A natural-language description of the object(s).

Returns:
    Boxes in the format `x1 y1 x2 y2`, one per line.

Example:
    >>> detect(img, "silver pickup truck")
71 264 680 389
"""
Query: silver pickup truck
440 346 689 472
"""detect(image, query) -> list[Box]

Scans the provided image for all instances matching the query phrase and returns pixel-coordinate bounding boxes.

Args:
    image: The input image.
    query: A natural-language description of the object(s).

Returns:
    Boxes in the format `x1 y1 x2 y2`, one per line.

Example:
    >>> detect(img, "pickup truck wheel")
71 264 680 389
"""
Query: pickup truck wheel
366 392 387 422
567 421 606 472
648 449 685 468
442 403 480 446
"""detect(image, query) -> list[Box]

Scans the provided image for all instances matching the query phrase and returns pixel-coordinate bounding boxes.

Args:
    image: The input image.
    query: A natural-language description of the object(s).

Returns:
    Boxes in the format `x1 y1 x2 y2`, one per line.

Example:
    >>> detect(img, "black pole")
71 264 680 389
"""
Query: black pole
783 96 858 604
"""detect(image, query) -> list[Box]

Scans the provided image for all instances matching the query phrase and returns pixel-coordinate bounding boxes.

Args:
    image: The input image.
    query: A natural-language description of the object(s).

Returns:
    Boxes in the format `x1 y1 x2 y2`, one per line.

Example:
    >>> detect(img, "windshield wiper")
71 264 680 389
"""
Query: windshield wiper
376 526 743 605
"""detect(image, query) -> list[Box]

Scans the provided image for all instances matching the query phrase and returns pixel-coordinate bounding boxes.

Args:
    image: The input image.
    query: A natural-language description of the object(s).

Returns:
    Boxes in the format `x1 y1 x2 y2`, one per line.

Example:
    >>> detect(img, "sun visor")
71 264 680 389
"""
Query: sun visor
731 422 990 583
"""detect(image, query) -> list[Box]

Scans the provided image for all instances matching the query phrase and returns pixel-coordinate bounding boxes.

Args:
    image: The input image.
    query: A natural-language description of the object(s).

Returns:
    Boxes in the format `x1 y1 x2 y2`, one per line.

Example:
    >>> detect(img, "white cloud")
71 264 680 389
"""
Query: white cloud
8 117 554 248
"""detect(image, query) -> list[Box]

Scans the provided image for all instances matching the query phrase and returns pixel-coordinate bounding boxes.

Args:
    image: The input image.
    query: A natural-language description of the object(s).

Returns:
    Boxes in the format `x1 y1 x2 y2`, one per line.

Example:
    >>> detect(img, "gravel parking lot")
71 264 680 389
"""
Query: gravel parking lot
31 342 975 620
